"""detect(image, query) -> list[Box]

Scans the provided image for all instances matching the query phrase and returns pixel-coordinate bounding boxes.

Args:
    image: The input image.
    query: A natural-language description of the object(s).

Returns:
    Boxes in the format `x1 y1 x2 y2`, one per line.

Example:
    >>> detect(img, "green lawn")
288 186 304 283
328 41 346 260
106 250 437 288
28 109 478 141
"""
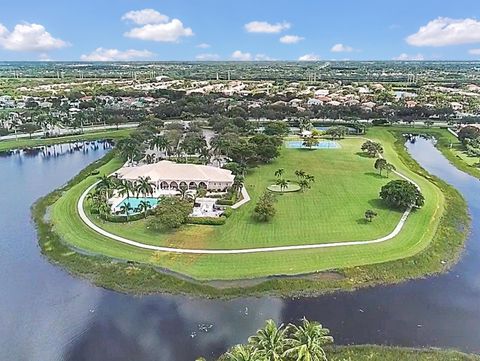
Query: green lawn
0 128 133 152
89 138 405 249
327 346 480 361
50 128 446 281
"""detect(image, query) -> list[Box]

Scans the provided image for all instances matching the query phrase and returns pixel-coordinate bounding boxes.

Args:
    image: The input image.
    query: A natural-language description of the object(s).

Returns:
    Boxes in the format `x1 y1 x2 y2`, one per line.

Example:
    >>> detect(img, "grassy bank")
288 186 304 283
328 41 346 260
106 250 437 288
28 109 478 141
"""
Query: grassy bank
327 345 480 361
31 127 470 296
394 126 480 179
0 128 133 152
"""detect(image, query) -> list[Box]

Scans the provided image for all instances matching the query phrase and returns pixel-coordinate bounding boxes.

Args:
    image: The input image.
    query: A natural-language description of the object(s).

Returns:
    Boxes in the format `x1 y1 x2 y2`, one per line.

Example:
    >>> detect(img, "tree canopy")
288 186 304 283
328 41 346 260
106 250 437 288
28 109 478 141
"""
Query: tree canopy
380 180 424 210
361 140 384 157
253 192 277 222
148 197 192 230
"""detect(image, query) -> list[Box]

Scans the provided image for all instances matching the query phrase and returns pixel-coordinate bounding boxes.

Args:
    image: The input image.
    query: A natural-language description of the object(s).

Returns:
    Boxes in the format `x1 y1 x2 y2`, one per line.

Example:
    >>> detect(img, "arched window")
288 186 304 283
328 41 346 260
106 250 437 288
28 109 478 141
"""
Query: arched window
160 181 169 189
179 181 188 189
188 182 197 190
170 181 178 190
198 182 207 189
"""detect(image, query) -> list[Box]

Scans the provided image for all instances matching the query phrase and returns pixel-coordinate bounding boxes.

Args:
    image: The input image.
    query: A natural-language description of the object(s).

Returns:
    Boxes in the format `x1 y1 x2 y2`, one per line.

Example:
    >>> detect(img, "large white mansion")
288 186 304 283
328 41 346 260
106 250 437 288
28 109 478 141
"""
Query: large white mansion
116 160 235 191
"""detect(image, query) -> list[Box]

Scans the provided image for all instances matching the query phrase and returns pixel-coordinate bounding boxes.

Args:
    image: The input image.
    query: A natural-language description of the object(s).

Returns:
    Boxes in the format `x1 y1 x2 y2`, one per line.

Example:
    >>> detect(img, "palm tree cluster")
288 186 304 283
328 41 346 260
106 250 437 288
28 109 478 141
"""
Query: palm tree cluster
220 319 334 361
274 168 315 192
87 174 156 220
295 169 315 192
147 125 210 164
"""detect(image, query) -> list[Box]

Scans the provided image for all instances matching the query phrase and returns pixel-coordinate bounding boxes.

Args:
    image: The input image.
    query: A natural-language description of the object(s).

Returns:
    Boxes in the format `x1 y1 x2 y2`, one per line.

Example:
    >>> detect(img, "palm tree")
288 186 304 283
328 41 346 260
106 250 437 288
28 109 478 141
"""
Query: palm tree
199 146 210 165
283 318 334 361
194 187 208 204
96 174 115 198
274 168 285 179
119 202 133 221
248 320 288 361
225 345 258 361
149 134 170 154
86 191 104 212
137 200 152 219
136 176 156 198
276 178 289 192
232 175 244 197
116 179 134 201
117 138 144 166
305 174 315 184
178 184 193 201
295 169 306 181
299 179 310 192
98 201 112 219
145 153 156 164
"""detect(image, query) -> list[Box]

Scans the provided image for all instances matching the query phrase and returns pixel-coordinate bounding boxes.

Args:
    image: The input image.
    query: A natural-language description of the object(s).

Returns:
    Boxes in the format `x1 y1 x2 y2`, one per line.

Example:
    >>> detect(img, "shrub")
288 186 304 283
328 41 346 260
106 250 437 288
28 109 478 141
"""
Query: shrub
148 197 192 230
223 207 233 218
102 209 156 223
217 199 235 206
253 192 277 222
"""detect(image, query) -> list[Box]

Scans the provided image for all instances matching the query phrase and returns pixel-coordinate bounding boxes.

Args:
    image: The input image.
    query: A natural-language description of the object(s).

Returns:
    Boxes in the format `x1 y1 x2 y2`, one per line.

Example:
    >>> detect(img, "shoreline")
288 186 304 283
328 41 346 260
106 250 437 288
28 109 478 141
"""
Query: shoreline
32 127 470 297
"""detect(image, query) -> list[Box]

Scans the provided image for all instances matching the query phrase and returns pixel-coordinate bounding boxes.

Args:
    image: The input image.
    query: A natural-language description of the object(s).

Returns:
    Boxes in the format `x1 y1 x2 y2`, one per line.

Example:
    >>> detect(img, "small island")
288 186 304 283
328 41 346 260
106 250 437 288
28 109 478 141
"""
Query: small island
33 121 468 296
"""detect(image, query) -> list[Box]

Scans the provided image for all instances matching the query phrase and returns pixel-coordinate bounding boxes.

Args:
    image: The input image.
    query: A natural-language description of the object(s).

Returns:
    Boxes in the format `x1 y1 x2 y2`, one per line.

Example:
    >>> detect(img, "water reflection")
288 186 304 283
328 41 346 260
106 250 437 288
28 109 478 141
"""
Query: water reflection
1 137 480 361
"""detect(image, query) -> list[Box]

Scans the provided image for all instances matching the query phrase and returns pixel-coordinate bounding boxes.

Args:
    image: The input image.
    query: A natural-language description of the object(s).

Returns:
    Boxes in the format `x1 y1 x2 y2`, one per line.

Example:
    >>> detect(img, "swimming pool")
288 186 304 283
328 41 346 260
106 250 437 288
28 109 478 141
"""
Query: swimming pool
115 197 159 213
285 140 341 149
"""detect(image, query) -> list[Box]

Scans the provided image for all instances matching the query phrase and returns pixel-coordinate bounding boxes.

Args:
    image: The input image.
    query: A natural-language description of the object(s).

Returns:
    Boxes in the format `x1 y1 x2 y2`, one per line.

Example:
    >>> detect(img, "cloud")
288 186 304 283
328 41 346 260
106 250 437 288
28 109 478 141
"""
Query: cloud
195 53 220 61
298 53 320 61
393 53 425 61
122 9 169 25
255 54 275 61
279 35 304 44
407 17 480 47
331 43 354 52
80 48 154 61
469 48 480 55
245 21 290 34
124 19 193 42
196 43 211 49
38 53 52 61
231 50 252 61
0 22 68 52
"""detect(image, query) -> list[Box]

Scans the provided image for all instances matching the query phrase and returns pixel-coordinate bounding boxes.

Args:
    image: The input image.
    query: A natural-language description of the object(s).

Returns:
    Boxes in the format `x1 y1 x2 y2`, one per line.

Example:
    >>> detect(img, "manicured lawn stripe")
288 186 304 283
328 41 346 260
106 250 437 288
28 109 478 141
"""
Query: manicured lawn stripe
50 128 445 280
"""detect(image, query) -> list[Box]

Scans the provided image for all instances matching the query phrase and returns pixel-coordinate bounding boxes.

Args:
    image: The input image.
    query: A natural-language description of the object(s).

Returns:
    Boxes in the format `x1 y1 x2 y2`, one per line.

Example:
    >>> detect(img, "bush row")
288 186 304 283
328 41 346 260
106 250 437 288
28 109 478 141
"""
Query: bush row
98 209 155 223
186 216 227 225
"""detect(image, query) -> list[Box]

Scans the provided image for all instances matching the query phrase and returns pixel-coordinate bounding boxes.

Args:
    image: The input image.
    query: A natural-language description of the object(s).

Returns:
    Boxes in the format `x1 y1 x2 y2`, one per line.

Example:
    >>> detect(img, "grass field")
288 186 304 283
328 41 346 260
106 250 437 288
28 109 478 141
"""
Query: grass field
49 128 447 281
0 128 133 152
326 346 480 361
87 137 405 249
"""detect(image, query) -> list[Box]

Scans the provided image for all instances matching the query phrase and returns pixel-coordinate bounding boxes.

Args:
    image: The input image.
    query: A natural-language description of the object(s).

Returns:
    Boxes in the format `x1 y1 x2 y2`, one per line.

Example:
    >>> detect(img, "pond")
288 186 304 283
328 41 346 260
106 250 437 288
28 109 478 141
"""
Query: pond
1 137 480 360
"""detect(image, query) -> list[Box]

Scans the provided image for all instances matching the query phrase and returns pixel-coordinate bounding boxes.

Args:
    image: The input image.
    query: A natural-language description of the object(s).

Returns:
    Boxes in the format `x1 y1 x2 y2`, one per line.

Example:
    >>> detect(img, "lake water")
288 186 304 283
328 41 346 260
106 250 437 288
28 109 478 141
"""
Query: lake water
1 137 480 361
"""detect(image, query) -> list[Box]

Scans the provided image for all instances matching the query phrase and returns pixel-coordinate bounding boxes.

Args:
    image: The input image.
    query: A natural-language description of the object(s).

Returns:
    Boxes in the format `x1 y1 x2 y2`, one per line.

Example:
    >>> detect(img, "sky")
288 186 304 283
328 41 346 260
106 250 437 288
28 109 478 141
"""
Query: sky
1 0 480 62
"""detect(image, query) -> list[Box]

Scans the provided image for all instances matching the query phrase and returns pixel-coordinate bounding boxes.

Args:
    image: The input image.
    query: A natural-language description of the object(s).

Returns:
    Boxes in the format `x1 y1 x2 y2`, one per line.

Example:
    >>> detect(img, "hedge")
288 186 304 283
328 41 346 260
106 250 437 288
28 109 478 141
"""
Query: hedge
102 209 155 223
186 216 226 225
216 199 235 206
